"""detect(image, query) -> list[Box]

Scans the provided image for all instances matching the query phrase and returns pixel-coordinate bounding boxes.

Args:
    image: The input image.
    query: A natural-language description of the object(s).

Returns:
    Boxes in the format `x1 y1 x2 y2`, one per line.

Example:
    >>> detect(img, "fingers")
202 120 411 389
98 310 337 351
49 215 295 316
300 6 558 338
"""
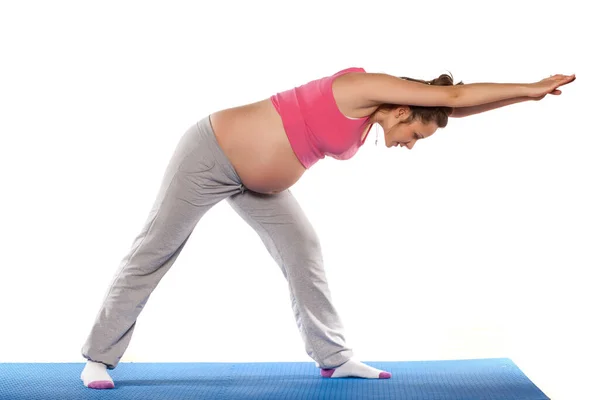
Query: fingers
552 75 575 89
562 74 576 83
553 74 574 81
549 74 575 81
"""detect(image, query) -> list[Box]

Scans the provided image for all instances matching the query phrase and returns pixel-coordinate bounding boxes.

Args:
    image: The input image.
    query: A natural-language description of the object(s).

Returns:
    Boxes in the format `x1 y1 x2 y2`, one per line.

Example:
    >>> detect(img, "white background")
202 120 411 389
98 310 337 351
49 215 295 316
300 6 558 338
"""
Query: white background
1 1 597 399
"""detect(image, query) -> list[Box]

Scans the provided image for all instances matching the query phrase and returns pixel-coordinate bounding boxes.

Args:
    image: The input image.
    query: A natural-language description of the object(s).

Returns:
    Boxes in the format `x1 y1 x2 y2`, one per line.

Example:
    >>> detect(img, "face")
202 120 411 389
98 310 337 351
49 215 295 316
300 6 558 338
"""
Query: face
378 106 438 149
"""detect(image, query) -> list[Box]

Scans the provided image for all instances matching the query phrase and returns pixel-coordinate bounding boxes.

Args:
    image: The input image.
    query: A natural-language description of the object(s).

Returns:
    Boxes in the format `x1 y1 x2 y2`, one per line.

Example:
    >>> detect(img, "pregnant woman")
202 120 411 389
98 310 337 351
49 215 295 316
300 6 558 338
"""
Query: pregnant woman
80 67 575 389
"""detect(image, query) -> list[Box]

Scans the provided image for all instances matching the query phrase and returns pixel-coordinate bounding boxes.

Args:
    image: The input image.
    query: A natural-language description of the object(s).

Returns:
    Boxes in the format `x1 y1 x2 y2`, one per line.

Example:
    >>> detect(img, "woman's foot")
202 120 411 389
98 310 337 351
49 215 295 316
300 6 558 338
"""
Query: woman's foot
80 360 115 389
321 358 392 379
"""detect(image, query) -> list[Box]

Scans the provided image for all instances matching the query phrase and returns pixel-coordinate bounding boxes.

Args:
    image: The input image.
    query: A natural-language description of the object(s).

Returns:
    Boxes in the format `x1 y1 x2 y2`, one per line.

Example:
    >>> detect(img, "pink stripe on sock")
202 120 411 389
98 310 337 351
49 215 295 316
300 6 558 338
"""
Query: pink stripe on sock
88 380 115 389
320 368 335 378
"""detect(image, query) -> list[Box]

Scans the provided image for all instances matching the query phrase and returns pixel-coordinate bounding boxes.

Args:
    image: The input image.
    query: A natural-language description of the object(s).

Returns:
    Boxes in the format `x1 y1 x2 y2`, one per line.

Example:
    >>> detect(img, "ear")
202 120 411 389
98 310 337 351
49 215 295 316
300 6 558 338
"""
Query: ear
395 106 410 118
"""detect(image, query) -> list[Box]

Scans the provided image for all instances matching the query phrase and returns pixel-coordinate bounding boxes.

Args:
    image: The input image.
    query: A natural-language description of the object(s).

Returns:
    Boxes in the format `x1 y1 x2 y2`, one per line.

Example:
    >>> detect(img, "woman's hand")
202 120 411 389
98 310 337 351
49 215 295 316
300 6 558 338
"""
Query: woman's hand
527 74 576 99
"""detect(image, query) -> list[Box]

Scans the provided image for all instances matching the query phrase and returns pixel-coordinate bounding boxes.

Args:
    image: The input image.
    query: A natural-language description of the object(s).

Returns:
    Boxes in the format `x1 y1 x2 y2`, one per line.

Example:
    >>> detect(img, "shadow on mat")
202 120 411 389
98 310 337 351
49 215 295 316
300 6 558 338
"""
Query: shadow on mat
116 376 317 387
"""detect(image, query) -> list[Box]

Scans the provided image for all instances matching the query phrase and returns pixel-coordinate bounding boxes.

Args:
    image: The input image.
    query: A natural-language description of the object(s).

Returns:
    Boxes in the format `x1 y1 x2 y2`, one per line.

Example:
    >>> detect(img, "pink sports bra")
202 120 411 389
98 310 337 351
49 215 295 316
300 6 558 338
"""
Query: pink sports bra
270 67 373 169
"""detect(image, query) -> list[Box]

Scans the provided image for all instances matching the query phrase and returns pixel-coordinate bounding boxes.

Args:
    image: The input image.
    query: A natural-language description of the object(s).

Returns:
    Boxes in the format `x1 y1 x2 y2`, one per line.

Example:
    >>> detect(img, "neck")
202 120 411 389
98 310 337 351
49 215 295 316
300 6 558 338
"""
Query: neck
368 111 384 125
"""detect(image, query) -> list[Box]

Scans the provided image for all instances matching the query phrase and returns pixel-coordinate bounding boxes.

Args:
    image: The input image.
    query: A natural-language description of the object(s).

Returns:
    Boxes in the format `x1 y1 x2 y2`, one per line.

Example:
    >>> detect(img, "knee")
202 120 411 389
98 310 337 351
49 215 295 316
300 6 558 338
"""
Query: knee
288 224 322 256
294 223 321 249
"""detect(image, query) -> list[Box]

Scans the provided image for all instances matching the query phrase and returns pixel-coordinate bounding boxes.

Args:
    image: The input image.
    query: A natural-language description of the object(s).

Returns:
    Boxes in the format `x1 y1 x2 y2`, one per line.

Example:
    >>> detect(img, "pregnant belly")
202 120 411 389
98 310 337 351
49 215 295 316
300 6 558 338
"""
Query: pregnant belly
232 146 305 194
210 99 306 194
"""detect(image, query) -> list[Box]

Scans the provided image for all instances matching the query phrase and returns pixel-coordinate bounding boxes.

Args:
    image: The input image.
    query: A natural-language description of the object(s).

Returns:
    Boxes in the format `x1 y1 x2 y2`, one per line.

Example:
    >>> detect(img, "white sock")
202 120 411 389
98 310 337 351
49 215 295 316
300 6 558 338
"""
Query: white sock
321 358 392 379
80 360 115 389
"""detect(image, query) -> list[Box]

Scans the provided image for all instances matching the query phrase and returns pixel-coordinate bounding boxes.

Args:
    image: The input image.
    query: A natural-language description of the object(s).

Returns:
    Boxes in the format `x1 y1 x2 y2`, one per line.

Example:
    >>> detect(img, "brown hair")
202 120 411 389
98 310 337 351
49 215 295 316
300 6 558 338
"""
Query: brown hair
376 73 464 128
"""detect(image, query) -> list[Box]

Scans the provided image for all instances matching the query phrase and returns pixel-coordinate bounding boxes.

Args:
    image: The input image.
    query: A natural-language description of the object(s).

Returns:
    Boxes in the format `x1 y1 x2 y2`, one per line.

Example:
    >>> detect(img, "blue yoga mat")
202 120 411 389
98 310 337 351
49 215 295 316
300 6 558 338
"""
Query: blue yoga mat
0 358 549 399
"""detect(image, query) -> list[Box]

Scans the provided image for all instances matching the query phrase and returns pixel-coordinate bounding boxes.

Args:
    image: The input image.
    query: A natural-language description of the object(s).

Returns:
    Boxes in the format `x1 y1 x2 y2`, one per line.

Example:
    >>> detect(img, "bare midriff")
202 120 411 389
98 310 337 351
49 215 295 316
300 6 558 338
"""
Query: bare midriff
209 99 306 194
210 83 377 195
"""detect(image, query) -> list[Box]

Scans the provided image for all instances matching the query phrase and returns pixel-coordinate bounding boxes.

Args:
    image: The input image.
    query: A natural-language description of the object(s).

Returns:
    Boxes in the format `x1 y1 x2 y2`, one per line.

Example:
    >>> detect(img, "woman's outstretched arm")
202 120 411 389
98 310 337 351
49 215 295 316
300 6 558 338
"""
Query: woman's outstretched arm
450 97 532 118
450 83 570 118
349 73 575 109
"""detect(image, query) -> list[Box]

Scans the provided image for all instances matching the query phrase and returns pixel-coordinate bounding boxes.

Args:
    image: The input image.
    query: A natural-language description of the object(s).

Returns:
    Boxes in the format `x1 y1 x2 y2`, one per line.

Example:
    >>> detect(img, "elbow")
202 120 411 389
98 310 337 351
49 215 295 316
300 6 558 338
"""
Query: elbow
448 108 458 118
448 108 465 118
446 85 461 108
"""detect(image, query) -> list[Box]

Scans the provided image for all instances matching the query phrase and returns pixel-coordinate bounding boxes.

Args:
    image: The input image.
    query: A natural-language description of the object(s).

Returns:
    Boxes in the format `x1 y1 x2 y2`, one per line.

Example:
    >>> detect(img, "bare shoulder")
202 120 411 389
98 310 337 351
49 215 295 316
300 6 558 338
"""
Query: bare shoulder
334 71 457 109
331 72 381 118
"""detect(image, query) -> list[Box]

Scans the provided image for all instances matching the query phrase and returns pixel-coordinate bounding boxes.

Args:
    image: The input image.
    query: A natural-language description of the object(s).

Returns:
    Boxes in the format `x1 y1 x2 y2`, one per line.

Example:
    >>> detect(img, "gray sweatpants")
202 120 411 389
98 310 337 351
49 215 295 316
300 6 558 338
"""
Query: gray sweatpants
81 116 353 370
